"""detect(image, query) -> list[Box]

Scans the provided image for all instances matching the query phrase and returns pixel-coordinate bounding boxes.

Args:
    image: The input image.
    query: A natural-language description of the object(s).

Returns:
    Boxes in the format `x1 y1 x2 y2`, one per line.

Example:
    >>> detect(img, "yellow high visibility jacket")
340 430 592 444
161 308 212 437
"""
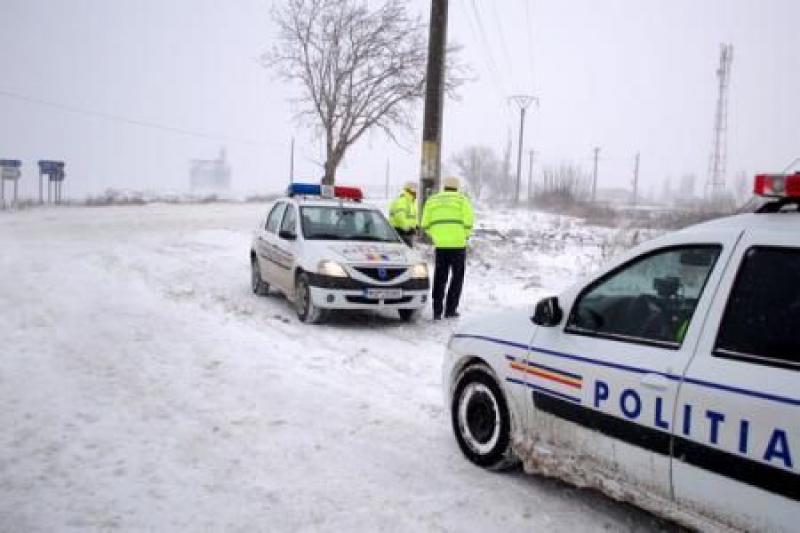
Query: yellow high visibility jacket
421 190 474 248
389 191 418 231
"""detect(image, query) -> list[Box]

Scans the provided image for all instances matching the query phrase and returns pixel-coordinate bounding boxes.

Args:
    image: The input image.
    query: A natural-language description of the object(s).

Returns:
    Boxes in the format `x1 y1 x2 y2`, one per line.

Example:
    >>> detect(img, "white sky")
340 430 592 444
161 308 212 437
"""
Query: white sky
0 0 798 199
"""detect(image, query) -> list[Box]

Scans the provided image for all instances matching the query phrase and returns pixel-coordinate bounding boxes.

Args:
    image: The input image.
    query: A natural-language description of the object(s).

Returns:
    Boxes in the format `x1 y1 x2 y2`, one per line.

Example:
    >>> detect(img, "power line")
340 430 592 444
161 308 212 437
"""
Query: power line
489 1 514 76
467 0 508 97
0 87 277 148
522 0 536 90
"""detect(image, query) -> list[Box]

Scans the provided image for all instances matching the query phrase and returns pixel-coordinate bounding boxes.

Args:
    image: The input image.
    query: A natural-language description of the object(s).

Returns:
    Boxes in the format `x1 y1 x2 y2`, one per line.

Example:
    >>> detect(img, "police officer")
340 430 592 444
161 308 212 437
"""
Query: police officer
389 181 418 247
421 176 474 320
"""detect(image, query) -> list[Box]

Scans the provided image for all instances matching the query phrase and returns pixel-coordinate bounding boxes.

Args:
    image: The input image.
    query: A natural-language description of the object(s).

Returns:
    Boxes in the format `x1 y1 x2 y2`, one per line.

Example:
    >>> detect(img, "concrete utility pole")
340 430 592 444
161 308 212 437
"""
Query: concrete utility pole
527 150 535 202
591 147 600 202
419 0 448 212
385 159 390 199
632 151 640 206
289 137 295 184
509 94 538 203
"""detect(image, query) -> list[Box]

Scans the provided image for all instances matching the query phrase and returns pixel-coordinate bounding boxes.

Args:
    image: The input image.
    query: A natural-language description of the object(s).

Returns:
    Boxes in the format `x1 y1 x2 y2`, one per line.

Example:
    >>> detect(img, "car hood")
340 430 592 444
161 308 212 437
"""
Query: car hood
326 242 418 265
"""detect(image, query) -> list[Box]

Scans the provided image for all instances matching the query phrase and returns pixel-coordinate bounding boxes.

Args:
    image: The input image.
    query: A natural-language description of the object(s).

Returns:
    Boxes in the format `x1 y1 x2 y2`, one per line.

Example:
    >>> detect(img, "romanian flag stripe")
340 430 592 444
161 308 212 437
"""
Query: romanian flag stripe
510 362 582 389
506 354 583 389
505 354 582 381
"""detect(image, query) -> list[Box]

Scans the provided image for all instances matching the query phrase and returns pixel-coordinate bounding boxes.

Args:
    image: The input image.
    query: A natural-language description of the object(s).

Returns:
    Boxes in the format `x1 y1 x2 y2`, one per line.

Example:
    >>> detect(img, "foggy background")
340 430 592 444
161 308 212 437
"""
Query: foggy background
0 0 798 200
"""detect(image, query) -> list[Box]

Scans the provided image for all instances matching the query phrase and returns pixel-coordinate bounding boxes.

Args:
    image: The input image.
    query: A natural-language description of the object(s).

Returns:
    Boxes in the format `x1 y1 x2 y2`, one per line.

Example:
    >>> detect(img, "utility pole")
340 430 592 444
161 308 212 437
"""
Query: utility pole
527 150 535 203
419 0 448 212
509 94 538 203
385 159 390 199
289 137 295 184
632 151 640 206
591 147 600 202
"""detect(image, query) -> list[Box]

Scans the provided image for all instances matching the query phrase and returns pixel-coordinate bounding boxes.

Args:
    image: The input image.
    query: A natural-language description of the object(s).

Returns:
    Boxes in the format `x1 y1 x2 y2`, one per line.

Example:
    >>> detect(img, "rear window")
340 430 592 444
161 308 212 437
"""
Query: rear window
714 246 800 370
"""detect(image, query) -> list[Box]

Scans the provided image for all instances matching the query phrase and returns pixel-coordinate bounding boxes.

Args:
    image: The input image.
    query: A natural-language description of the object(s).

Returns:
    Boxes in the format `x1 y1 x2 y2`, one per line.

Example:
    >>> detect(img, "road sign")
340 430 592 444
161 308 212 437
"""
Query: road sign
0 159 21 168
38 160 64 173
1 167 21 180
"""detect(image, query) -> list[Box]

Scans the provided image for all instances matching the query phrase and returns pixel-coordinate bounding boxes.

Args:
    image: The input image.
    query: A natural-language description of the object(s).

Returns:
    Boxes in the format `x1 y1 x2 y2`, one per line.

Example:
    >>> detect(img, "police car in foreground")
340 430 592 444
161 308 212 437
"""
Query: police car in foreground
444 173 799 531
250 183 429 323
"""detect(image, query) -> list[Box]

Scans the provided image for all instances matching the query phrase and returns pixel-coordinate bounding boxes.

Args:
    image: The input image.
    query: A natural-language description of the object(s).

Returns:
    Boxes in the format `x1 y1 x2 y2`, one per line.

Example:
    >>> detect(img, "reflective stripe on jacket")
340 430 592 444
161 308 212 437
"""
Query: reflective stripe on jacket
389 191 418 231
421 190 474 248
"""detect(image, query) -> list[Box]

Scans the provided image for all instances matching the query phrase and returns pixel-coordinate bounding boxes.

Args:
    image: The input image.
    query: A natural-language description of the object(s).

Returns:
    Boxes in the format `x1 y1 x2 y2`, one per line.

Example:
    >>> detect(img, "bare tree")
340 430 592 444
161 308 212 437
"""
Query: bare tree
267 0 430 185
532 163 590 207
450 145 499 200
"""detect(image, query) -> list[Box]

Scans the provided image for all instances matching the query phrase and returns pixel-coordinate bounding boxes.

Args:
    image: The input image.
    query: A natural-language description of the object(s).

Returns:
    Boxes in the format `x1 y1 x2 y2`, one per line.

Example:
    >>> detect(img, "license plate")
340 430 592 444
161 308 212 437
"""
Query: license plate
364 288 403 299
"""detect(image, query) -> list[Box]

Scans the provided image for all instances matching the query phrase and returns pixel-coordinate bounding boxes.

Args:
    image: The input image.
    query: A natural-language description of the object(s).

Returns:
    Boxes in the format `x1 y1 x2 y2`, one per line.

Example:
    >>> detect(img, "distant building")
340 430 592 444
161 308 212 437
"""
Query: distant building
190 148 231 192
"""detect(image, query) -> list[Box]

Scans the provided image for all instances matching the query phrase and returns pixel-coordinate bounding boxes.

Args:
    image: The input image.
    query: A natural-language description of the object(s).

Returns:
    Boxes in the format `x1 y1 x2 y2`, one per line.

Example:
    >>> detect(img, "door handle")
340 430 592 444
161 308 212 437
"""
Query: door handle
640 373 670 391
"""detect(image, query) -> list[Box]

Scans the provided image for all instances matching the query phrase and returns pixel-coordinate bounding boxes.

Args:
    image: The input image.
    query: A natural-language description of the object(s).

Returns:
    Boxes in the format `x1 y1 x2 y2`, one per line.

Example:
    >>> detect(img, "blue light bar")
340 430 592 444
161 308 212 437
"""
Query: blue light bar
287 183 321 197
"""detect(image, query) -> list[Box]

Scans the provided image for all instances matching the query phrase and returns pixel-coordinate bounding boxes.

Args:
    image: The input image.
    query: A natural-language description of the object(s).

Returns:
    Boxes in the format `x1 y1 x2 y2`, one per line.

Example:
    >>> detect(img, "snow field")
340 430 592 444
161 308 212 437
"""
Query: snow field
0 203 674 531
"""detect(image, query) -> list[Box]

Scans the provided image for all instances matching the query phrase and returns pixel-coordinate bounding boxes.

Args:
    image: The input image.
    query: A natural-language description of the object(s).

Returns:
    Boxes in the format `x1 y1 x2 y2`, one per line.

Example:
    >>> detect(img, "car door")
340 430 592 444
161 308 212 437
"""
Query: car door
258 202 286 285
523 231 737 502
273 203 299 291
672 232 800 531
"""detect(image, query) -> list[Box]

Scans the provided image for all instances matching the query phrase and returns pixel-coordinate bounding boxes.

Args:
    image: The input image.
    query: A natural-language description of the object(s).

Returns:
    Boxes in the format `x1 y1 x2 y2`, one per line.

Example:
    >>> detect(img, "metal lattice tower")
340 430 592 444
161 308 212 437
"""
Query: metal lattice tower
706 44 734 199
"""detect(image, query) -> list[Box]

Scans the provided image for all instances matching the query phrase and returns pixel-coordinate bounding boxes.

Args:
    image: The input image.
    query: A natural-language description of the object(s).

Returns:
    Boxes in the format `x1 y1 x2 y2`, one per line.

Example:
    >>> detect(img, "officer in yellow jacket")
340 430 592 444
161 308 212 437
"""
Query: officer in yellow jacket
389 181 418 246
421 176 474 320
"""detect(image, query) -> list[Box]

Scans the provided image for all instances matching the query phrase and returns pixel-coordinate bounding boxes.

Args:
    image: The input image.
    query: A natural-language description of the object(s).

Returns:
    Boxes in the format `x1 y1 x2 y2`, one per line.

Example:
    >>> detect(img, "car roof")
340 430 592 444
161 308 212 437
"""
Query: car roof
676 211 800 238
277 196 380 209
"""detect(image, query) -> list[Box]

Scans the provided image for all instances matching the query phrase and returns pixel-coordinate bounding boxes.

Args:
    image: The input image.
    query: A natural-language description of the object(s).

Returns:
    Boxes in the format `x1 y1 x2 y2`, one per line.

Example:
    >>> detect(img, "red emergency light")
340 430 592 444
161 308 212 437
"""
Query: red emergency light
333 185 363 201
754 173 800 198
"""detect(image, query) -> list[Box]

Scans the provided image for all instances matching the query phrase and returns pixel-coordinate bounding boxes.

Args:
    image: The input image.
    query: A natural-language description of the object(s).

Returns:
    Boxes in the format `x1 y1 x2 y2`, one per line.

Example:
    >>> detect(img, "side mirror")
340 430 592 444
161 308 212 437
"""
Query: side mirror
279 229 296 241
532 296 563 326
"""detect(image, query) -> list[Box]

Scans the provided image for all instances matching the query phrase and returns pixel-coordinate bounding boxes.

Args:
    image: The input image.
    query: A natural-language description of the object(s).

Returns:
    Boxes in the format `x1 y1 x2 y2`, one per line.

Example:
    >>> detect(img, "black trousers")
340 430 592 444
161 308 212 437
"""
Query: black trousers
432 248 466 317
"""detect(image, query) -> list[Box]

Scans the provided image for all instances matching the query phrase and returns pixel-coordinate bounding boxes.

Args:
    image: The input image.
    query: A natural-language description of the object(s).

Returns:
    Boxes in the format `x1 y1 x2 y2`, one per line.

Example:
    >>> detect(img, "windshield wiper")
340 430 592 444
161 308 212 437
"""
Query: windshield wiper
307 233 345 240
346 235 395 242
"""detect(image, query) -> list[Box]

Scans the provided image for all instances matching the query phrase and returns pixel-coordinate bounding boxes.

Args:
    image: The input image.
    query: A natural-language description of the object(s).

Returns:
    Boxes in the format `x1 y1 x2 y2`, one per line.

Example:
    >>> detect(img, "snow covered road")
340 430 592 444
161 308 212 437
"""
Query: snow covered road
0 204 674 531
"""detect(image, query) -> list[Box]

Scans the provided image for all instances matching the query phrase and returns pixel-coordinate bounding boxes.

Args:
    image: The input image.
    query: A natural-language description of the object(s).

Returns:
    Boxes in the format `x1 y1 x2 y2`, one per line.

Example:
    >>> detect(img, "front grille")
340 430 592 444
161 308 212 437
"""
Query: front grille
345 296 413 305
354 267 406 282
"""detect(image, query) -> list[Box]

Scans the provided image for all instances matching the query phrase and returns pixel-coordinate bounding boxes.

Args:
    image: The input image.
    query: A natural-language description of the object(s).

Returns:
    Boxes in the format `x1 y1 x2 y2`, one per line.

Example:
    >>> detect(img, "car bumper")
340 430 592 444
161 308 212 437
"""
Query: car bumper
306 273 429 310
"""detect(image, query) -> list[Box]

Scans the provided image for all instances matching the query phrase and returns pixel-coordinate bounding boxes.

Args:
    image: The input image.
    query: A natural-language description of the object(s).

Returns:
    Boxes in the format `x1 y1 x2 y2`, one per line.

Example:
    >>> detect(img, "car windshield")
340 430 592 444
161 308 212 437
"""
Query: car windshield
300 206 399 242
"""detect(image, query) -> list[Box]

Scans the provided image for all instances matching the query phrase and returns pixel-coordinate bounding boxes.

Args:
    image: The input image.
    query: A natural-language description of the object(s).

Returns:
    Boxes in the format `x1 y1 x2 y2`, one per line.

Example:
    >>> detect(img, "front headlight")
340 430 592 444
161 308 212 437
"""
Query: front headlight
410 262 429 279
318 260 348 278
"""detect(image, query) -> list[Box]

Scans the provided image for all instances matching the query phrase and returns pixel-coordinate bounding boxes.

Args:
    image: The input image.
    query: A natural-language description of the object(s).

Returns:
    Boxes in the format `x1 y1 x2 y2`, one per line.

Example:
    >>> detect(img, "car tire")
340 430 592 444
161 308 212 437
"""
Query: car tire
251 256 269 296
398 308 421 322
295 272 324 324
451 364 518 470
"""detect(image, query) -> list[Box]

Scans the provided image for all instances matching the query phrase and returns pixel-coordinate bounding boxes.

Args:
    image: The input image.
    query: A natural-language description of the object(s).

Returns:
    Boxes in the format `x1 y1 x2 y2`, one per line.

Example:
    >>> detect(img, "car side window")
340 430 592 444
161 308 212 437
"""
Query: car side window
566 245 721 348
714 246 800 370
265 203 285 233
280 205 297 236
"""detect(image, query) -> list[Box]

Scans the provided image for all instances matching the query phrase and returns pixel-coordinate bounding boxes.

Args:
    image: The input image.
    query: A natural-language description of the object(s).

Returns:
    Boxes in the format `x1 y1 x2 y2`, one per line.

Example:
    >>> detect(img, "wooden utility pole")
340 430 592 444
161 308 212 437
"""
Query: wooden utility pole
419 0 448 211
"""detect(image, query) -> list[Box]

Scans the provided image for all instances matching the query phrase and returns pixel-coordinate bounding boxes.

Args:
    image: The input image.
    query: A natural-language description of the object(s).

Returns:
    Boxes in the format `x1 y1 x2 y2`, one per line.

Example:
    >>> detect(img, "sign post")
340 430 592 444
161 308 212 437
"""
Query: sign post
38 160 65 205
0 159 22 209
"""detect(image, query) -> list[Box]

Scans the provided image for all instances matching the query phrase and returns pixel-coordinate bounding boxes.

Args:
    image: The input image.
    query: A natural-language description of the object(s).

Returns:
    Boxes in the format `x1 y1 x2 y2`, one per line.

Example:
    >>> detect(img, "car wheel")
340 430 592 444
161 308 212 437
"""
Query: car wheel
451 364 518 470
295 272 324 324
398 308 421 322
251 256 269 296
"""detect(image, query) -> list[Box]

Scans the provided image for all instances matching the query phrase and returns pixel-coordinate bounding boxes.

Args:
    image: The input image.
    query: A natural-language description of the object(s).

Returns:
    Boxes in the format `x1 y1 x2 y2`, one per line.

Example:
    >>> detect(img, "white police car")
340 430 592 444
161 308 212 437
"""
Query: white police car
443 173 800 531
250 183 429 323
